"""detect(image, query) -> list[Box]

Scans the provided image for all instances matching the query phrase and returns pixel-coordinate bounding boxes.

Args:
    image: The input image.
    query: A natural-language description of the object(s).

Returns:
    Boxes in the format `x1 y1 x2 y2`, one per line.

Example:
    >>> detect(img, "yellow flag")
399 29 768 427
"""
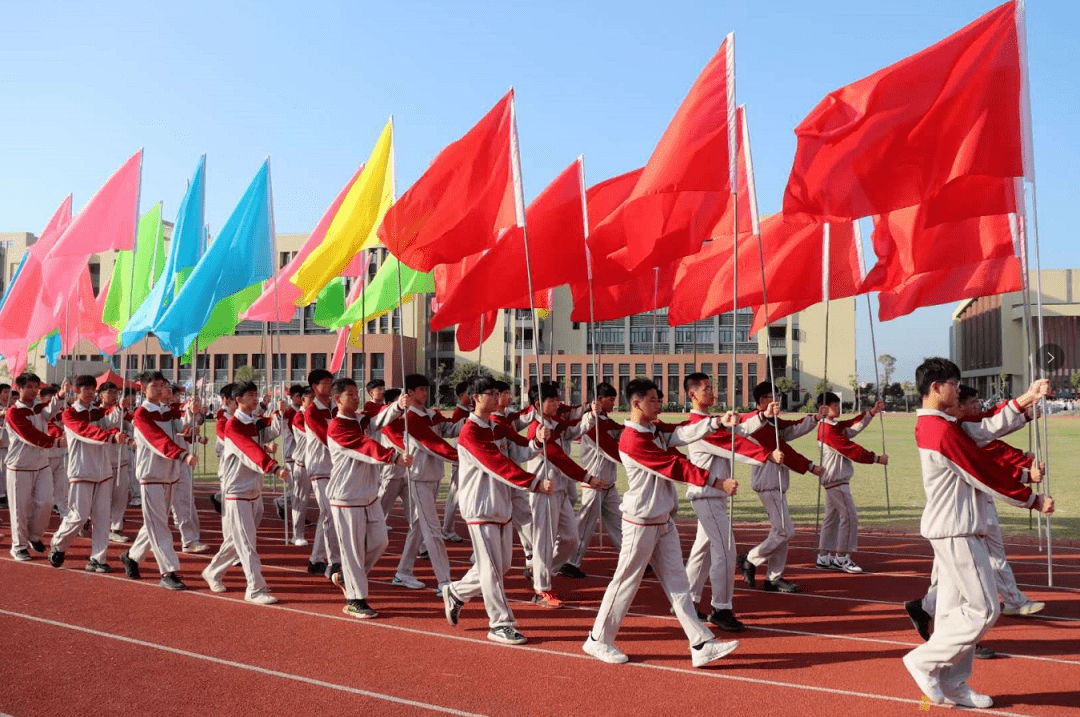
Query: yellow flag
292 120 394 304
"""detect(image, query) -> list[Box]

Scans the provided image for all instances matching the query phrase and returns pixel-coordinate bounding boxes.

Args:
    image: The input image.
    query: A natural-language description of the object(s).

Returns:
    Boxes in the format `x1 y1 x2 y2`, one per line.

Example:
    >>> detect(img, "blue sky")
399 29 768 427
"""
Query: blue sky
1 0 1075 381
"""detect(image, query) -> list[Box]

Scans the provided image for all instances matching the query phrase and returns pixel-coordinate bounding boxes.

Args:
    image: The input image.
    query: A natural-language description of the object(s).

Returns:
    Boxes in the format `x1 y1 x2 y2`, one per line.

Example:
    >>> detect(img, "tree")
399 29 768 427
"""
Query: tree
901 380 917 412
878 354 897 388
234 365 258 384
848 373 860 411
813 378 833 402
774 376 795 403
998 372 1011 399
1070 370 1080 395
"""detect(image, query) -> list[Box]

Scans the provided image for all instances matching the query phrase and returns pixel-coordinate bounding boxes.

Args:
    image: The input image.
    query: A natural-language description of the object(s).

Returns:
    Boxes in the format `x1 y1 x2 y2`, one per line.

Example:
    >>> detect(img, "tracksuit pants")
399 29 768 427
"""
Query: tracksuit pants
205 497 267 598
52 479 112 563
331 501 388 601
450 521 516 629
530 489 578 592
398 479 452 586
746 489 794 581
818 483 859 554
686 496 735 610
6 467 53 556
129 482 181 575
569 484 622 568
309 476 340 566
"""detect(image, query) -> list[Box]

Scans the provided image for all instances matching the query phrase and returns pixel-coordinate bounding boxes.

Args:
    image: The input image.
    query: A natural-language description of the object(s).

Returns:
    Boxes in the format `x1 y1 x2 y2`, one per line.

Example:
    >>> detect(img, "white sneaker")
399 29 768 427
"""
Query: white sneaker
392 572 426 590
1002 600 1045 616
902 653 944 704
942 683 993 709
201 566 227 593
582 636 628 664
292 537 309 547
833 556 864 574
815 554 836 570
108 531 130 544
183 542 211 554
245 590 278 605
691 639 739 667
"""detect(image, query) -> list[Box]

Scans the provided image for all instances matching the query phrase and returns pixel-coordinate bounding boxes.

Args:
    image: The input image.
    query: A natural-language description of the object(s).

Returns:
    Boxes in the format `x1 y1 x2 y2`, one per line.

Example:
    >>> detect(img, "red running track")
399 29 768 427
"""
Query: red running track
1 485 1077 717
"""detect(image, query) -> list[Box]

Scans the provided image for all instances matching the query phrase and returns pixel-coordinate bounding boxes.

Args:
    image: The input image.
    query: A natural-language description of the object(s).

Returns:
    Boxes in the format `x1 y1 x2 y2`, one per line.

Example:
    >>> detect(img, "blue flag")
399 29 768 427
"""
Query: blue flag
153 160 274 356
120 155 206 349
45 332 62 366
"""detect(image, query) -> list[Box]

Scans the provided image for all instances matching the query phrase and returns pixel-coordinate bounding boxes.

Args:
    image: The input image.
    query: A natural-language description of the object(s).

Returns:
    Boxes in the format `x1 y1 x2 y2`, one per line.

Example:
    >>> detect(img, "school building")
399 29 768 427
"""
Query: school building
0 228 856 408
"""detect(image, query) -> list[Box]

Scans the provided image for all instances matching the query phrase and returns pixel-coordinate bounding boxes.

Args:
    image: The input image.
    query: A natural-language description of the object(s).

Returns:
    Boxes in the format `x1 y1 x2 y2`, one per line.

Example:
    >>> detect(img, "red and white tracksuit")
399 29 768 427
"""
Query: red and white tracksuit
568 411 623 569
5 399 59 556
815 411 877 555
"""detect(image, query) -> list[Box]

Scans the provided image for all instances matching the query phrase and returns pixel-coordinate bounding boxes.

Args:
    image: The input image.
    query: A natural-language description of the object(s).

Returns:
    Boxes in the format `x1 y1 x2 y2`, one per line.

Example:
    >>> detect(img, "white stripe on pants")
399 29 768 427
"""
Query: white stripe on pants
331 502 388 600
591 517 713 648
205 498 267 598
170 464 200 547
530 490 578 591
6 467 53 556
905 536 998 694
52 480 112 562
309 477 340 565
686 497 735 610
441 465 460 534
570 485 622 568
290 463 311 540
110 463 132 532
129 482 181 575
818 483 858 554
50 456 68 515
451 521 516 629
397 480 451 585
746 489 793 581
511 490 533 559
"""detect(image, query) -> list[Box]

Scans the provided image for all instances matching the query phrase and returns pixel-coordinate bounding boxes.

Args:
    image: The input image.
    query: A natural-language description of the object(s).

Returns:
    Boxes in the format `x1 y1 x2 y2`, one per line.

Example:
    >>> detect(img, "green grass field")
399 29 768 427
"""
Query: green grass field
193 411 1078 541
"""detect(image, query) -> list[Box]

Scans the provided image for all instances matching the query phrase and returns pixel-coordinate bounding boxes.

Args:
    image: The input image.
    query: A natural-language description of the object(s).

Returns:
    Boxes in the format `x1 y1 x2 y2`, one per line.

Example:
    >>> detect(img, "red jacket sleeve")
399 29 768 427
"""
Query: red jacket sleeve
820 422 877 464
408 417 459 461
528 421 589 483
306 406 330 446
621 429 710 486
6 406 56 448
328 417 397 463
982 440 1033 470
226 420 279 474
291 409 306 433
133 408 188 461
459 421 535 489
940 424 1033 505
62 407 118 444
494 416 532 448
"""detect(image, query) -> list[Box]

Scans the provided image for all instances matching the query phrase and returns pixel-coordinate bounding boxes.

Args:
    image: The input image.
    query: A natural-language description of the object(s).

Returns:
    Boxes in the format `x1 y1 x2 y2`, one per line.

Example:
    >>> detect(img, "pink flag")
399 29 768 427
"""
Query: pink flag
243 164 366 322
63 270 119 356
329 274 368 374
47 150 143 259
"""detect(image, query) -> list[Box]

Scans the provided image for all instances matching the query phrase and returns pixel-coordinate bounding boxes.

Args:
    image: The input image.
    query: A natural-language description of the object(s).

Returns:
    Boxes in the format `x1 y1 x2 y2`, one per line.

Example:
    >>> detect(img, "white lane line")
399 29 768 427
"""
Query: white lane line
0 608 489 717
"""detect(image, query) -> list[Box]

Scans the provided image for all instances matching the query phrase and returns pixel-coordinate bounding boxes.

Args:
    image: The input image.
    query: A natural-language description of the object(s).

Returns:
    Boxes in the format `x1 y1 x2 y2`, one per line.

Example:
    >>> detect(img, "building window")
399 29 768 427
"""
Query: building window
126 355 138 370
668 374 680 405
701 363 713 377
311 353 327 371
233 354 248 369
351 353 364 382
290 354 307 382
602 363 614 387
635 363 647 378
160 354 174 371
371 353 385 380
142 355 156 370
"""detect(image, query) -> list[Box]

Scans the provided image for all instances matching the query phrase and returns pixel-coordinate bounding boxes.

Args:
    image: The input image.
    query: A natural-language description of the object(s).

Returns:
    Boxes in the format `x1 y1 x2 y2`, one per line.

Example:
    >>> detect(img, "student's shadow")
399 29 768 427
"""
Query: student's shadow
989 690 1080 710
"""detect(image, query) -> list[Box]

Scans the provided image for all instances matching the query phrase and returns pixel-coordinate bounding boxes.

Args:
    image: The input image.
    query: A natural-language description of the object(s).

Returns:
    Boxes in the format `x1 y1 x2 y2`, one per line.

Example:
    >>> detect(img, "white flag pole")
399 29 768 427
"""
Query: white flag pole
855 220 891 515
814 223 831 543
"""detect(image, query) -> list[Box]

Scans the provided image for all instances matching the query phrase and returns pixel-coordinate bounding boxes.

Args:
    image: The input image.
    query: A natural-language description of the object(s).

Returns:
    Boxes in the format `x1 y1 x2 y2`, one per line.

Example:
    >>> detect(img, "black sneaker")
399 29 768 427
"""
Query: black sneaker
418 551 430 561
13 548 31 562
120 551 141 579
29 539 46 554
210 493 222 514
487 626 527 645
523 564 534 585
343 599 377 619
559 564 587 579
905 599 932 641
308 560 327 576
47 548 65 568
442 584 464 626
0 495 7 508
85 559 114 573
644 564 654 575
327 562 342 582
708 608 746 633
275 501 285 521
737 554 756 589
160 572 187 591
763 577 800 593
974 644 997 660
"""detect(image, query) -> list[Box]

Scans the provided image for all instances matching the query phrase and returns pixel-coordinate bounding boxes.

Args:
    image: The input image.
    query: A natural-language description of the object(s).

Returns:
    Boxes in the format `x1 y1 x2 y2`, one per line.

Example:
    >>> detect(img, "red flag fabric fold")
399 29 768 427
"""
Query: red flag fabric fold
877 255 1023 321
379 92 516 272
782 1 1024 222
431 159 588 332
589 35 736 271
455 310 499 352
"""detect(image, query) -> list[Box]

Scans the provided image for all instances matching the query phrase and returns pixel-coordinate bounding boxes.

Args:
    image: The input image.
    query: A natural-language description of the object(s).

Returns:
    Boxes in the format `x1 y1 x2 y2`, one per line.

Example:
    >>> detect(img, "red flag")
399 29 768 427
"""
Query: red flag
589 35 736 271
668 218 860 326
570 259 680 323
782 2 1024 222
379 92 516 272
456 310 498 352
47 150 143 258
245 164 366 322
430 159 588 332
862 199 1020 295
878 255 1022 321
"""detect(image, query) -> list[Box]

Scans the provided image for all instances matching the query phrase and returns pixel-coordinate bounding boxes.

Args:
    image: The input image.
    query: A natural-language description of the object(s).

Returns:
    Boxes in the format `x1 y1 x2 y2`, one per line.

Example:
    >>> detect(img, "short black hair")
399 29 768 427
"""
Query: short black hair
817 391 841 407
74 375 97 390
219 382 237 400
752 381 773 403
308 369 333 387
288 383 305 398
405 374 430 392
0 383 10 392
39 384 58 397
99 381 118 392
234 381 258 398
471 376 499 397
915 357 960 397
456 380 471 396
332 377 356 397
492 380 510 392
528 381 561 407
595 381 617 399
384 387 402 403
958 385 979 402
625 378 659 402
365 379 385 393
302 388 314 398
14 373 41 388
684 372 710 394
142 371 168 386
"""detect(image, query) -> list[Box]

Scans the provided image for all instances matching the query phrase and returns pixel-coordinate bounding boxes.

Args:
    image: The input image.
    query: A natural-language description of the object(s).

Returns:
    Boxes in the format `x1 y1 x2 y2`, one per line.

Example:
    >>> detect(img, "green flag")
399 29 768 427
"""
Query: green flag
312 278 346 328
330 255 434 330
180 282 262 362
103 203 166 330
